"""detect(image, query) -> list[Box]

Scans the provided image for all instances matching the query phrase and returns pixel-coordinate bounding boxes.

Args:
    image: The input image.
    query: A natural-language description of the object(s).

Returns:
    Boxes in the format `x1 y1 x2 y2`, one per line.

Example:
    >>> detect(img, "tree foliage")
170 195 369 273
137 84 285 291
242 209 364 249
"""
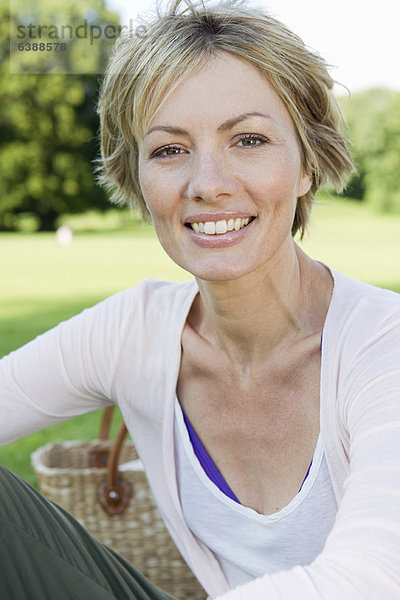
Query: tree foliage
2 0 399 228
340 89 400 213
0 0 120 230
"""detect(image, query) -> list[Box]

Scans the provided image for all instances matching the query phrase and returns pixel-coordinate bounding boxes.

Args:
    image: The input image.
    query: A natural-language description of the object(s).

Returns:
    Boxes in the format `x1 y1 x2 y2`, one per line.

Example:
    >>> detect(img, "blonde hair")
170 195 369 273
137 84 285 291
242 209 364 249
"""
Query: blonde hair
96 0 354 238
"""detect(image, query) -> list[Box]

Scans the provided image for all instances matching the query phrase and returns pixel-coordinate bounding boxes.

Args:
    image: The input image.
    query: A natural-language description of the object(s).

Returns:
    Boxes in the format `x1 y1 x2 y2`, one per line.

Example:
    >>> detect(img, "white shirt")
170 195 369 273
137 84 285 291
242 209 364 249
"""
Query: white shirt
175 398 338 589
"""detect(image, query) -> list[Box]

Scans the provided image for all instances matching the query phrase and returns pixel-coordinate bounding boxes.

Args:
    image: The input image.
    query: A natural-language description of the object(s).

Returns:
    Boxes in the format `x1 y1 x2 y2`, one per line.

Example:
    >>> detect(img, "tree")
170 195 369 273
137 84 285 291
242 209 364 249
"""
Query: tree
0 0 121 230
340 89 400 213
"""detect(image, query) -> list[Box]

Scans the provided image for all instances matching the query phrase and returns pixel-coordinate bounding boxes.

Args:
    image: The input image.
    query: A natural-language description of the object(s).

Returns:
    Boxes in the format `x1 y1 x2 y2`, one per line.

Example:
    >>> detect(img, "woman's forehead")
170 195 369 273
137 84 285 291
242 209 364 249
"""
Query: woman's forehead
142 53 292 134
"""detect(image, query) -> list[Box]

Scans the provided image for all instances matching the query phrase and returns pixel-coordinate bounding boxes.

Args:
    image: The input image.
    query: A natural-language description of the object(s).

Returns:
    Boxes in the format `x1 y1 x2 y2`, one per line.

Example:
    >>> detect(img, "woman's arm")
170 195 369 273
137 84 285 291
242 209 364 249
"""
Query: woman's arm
0 286 139 445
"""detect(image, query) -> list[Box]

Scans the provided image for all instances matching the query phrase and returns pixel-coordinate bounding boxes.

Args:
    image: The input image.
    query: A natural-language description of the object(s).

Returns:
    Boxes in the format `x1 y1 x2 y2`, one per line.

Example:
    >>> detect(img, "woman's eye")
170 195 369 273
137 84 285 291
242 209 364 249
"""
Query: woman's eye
236 135 269 147
149 135 268 158
150 146 184 158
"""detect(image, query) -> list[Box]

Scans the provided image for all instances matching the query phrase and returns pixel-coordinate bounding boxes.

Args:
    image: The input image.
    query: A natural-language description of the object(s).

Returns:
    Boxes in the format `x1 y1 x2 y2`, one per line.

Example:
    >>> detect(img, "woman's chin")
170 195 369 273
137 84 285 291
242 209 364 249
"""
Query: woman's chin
183 258 261 283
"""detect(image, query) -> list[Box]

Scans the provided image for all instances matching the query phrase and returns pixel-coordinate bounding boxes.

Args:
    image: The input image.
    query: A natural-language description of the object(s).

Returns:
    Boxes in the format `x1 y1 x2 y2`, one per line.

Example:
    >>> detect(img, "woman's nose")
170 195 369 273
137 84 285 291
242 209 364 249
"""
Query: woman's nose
186 152 238 202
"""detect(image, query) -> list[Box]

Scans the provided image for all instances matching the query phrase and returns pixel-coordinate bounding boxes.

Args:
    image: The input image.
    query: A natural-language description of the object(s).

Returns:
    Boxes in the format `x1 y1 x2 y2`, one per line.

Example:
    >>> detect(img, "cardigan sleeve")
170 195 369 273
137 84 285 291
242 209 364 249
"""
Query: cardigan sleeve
214 306 400 599
0 286 140 446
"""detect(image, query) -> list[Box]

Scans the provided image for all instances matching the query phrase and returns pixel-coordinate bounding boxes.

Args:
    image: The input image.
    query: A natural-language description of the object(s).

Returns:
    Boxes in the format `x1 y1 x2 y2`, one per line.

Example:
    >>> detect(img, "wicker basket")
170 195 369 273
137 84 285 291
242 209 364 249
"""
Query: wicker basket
31 408 205 600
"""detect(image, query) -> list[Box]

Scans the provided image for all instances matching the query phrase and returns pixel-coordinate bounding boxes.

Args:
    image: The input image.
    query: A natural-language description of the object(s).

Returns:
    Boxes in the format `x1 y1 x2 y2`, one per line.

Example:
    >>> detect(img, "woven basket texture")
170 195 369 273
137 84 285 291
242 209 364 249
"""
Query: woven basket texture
31 439 205 600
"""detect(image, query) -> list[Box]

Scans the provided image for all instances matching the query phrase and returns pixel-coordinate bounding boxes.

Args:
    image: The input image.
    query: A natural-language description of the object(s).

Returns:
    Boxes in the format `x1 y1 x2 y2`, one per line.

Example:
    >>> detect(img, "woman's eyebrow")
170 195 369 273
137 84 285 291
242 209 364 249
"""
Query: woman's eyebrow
217 111 275 132
144 112 274 138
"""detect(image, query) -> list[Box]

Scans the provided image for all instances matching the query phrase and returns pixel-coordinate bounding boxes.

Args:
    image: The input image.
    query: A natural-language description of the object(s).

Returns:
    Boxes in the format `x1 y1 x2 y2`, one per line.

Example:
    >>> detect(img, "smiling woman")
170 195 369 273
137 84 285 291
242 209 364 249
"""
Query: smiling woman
137 54 312 280
96 0 353 240
1 1 400 599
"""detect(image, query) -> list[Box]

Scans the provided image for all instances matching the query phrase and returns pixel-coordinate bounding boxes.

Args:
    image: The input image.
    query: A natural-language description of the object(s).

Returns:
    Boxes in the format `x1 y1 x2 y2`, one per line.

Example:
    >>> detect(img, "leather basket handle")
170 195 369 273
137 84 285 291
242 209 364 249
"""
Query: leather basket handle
91 407 132 515
99 406 114 440
89 406 115 469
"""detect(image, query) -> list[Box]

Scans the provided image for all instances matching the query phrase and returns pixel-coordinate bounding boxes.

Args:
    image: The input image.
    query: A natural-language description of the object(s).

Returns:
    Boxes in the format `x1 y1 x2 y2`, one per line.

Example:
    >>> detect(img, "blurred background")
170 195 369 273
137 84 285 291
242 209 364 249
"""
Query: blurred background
1 0 399 483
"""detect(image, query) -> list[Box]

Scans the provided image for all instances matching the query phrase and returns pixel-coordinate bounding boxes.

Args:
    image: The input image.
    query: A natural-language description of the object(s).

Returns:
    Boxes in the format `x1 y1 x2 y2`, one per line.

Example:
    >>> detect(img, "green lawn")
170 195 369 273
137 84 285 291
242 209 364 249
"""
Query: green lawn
300 197 400 292
1 198 399 485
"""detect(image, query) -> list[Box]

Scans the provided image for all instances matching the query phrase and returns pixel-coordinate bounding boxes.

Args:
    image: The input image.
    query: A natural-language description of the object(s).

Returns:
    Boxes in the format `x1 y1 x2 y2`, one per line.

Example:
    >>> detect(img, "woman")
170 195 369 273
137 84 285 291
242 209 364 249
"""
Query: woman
1 0 400 598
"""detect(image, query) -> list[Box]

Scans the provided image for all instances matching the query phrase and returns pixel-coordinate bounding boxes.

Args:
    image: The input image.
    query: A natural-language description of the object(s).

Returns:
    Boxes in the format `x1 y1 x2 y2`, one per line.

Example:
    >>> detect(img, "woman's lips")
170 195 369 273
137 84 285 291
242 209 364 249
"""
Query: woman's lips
184 216 255 247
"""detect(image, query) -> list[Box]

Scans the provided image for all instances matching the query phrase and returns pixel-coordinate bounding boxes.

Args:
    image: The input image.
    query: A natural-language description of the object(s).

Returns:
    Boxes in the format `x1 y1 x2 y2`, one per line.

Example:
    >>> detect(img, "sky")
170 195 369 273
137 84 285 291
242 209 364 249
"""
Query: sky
105 0 400 93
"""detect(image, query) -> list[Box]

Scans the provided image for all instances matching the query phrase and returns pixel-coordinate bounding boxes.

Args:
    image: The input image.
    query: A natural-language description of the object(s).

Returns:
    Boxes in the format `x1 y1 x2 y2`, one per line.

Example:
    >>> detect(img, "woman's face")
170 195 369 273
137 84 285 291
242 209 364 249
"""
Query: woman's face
138 53 311 282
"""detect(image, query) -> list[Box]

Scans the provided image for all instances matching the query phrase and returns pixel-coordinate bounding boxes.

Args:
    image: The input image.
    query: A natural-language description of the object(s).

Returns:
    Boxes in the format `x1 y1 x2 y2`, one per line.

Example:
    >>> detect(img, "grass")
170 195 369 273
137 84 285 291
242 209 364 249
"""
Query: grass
0 198 399 486
300 196 400 292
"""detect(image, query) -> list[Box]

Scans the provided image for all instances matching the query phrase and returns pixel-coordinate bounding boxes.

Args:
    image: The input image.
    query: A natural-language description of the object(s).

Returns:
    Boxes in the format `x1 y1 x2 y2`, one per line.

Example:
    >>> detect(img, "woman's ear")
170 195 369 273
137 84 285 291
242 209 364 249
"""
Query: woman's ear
297 169 312 198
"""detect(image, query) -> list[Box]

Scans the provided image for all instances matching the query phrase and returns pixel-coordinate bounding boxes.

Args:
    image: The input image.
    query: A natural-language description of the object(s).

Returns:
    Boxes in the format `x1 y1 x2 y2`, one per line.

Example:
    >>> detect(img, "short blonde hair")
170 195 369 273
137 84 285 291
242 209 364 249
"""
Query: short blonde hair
96 0 354 238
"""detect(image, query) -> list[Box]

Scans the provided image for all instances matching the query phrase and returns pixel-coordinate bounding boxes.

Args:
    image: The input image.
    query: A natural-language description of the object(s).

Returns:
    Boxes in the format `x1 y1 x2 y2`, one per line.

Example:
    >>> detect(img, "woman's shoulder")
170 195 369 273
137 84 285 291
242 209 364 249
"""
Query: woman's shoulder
324 267 400 348
329 267 400 317
88 278 199 335
52 278 198 344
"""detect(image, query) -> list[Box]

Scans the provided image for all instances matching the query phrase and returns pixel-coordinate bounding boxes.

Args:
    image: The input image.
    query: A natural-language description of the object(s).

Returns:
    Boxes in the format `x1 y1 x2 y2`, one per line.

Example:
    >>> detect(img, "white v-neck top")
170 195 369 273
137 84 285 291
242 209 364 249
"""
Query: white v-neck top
175 398 338 589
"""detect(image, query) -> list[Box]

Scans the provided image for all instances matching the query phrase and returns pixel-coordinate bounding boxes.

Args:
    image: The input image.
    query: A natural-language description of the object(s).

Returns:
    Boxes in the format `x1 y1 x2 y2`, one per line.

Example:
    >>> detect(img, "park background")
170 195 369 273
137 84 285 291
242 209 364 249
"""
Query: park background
1 0 399 485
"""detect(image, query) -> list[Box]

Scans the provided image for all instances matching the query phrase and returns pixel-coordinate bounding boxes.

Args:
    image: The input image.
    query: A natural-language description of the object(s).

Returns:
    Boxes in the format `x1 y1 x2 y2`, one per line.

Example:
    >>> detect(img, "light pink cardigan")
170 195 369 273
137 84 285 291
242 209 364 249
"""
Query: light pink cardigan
1 269 400 598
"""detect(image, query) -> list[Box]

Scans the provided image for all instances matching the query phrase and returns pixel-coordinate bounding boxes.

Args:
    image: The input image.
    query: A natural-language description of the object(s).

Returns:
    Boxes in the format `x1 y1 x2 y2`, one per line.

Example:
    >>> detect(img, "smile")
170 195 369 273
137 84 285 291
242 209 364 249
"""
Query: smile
189 217 253 235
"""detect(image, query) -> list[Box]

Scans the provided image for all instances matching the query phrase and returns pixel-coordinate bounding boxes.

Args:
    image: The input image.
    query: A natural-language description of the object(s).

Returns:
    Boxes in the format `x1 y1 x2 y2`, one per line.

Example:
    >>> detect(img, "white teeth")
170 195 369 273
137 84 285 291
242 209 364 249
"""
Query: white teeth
204 221 216 234
190 217 252 235
216 220 227 234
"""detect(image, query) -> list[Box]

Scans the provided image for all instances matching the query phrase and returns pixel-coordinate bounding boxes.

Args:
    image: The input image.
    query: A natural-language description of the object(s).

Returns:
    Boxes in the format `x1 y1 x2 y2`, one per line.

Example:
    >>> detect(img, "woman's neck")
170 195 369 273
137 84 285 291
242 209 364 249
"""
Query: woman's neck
191 244 332 371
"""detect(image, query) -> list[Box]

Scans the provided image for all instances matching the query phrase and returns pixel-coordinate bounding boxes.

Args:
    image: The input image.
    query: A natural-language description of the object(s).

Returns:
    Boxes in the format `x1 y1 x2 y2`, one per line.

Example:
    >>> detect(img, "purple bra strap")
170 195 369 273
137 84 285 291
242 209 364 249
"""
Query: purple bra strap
181 407 240 503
